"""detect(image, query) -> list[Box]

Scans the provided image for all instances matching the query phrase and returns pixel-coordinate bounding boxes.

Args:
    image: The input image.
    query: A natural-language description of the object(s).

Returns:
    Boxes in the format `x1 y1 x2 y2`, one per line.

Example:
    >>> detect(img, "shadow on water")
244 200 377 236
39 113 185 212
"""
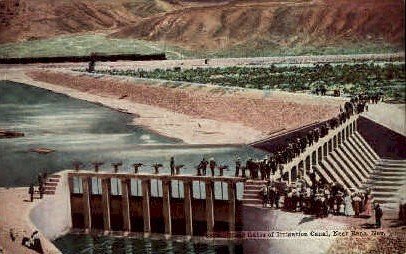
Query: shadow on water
53 234 243 254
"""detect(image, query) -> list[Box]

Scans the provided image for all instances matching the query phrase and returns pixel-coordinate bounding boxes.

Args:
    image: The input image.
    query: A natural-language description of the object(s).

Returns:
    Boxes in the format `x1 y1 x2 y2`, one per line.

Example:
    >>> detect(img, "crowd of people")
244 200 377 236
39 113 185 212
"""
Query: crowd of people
260 180 383 226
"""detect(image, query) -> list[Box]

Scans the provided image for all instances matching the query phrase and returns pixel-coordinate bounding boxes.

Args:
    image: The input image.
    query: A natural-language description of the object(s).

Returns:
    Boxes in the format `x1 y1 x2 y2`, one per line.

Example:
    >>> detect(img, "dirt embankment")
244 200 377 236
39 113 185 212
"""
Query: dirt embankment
27 70 339 135
112 0 405 50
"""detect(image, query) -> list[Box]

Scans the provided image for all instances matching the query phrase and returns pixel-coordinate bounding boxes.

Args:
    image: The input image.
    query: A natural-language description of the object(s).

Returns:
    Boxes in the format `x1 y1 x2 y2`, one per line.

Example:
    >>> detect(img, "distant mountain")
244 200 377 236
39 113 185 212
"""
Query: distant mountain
1 0 404 55
112 0 404 52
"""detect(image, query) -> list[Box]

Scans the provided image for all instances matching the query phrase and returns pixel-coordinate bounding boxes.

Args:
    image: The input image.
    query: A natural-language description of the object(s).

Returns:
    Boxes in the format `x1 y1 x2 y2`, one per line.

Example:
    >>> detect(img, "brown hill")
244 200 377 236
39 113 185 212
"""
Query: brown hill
0 0 182 44
112 0 405 51
0 0 231 44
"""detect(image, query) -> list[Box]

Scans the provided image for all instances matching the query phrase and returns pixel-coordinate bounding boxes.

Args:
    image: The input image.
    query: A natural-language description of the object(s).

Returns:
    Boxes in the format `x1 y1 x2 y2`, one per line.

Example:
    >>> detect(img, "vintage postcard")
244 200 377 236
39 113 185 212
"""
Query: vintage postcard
0 0 405 253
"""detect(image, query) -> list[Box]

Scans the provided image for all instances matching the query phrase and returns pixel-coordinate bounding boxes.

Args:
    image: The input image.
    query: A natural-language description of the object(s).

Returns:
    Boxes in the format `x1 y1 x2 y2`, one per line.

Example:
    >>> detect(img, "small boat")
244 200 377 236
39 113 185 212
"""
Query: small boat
29 147 55 154
0 129 25 139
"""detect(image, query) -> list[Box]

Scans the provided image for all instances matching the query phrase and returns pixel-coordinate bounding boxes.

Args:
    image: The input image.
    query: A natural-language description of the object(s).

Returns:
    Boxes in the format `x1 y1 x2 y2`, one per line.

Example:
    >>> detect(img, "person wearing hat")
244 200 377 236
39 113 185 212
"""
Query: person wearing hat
374 203 383 228
209 158 216 177
235 156 241 177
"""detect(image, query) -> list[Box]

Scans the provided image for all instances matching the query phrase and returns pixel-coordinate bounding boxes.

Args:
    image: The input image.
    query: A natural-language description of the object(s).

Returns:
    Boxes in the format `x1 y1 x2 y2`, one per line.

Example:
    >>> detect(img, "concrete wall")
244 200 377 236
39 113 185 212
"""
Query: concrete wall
358 116 406 159
70 193 243 235
30 171 72 240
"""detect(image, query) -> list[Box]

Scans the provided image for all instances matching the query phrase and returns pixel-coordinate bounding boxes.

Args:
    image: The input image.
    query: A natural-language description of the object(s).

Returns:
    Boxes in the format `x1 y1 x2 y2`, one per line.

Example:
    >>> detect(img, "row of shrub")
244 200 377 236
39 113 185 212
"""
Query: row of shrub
93 63 405 102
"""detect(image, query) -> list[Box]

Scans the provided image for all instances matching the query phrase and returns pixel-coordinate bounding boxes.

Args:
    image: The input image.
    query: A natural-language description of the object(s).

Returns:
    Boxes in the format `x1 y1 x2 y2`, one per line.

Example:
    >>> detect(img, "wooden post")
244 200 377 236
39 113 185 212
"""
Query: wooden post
101 178 111 232
228 181 236 237
183 180 193 237
162 180 172 237
205 180 215 235
82 176 92 231
121 178 131 232
141 179 151 236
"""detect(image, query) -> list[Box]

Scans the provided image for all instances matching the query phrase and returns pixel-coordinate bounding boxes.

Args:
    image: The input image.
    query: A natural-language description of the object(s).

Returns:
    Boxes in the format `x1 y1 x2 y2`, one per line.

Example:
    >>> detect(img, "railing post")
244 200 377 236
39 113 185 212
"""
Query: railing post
141 179 151 237
121 178 131 232
205 180 215 235
101 178 111 232
162 180 172 237
183 180 193 237
82 176 92 231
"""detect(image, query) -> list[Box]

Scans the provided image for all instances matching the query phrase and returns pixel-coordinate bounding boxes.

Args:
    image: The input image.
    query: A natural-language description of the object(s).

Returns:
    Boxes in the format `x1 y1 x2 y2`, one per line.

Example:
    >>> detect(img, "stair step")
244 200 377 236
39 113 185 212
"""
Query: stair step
371 181 404 186
374 172 406 177
44 182 58 186
243 193 261 198
244 189 260 194
244 186 262 191
47 178 60 183
373 197 400 204
371 192 397 198
372 187 400 192
242 198 262 204
44 191 55 195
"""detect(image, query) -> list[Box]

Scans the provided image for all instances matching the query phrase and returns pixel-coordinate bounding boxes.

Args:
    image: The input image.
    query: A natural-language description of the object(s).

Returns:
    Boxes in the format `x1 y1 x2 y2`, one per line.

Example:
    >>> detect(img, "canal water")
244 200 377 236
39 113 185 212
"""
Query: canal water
0 80 264 253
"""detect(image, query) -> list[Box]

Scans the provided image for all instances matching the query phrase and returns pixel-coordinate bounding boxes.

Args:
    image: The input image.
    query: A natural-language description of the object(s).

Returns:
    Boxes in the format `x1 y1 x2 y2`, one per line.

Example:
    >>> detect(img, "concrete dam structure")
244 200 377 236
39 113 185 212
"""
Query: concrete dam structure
46 114 405 238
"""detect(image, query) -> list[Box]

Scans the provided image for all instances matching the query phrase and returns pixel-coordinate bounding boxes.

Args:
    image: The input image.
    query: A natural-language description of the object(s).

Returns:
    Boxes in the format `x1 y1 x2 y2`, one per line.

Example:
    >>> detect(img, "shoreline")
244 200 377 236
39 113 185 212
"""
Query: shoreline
1 68 266 145
0 187 62 253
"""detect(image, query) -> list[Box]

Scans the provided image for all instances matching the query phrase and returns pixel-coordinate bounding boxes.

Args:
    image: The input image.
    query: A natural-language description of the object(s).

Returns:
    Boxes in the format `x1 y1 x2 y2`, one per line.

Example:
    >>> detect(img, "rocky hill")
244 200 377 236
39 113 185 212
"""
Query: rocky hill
0 0 404 55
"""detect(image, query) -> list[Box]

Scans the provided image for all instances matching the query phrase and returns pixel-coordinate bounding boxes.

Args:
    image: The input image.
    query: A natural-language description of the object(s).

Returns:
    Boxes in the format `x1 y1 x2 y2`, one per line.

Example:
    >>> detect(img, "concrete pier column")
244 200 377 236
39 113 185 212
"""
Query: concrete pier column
303 159 307 179
205 180 215 235
162 180 172 237
82 176 92 231
101 178 111 231
121 178 131 232
141 179 151 236
287 169 292 184
228 181 236 237
183 180 193 237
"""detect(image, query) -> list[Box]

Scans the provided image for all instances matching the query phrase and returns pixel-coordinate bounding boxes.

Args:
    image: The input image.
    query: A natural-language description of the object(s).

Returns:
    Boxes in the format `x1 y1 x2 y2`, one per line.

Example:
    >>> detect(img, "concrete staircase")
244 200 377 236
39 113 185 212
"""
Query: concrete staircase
242 111 405 213
242 180 267 207
317 132 379 191
368 159 406 208
43 174 61 195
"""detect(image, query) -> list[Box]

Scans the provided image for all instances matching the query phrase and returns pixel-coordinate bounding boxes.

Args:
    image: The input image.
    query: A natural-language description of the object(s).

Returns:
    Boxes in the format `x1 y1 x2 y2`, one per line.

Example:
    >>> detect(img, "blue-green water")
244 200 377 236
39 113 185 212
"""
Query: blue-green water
0 80 263 253
0 81 264 187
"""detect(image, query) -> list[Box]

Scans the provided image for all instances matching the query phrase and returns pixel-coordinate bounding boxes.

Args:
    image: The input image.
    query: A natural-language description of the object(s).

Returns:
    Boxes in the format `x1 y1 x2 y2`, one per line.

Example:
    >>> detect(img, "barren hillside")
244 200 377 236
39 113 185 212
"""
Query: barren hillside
112 0 404 51
0 0 404 55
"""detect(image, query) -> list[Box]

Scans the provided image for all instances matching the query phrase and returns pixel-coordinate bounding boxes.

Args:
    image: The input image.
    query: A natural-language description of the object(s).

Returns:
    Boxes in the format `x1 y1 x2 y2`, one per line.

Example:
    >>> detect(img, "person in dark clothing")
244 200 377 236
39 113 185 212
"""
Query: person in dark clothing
274 190 280 209
201 158 208 175
209 158 216 177
29 184 34 202
170 157 175 175
235 157 241 177
39 185 44 199
374 203 383 228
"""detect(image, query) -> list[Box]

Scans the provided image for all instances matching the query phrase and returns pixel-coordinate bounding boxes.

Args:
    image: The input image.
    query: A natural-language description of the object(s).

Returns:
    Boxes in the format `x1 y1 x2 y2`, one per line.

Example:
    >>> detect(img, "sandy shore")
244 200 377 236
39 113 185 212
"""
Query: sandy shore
1 67 264 144
0 188 61 254
1 67 342 144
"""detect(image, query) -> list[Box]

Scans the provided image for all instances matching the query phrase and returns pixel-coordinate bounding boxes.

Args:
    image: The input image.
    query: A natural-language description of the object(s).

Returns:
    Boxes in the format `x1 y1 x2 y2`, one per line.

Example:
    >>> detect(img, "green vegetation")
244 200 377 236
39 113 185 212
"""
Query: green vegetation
94 63 406 102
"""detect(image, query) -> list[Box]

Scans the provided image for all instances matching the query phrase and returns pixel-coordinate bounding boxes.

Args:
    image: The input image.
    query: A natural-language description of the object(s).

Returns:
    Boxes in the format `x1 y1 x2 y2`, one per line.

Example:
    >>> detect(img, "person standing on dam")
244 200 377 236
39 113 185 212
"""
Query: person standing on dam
235 156 241 177
374 203 383 228
209 158 216 177
170 156 175 176
28 184 34 202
